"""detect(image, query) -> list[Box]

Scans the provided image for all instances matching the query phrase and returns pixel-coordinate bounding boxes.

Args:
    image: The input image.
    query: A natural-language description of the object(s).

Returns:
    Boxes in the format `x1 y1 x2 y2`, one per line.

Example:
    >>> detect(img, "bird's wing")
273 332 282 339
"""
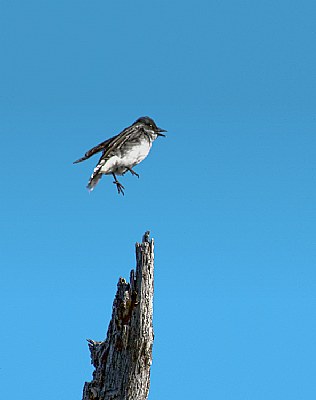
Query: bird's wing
73 135 119 164
73 124 143 164
105 124 145 158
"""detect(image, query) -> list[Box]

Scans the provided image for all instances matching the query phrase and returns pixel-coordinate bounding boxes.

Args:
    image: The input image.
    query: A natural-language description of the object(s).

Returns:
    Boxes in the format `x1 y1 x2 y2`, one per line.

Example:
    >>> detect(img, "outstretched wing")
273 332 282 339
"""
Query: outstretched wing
73 123 145 164
100 123 145 160
73 135 119 164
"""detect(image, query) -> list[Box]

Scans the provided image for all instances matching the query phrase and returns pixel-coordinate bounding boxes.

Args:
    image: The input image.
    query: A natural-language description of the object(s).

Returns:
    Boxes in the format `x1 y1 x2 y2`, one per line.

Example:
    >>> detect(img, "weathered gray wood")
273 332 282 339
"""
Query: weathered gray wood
82 234 154 400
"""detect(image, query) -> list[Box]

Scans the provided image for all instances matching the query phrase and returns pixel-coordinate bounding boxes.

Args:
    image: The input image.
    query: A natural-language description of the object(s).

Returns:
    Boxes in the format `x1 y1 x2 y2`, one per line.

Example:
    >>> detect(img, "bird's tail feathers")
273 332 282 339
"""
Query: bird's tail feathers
87 173 102 192
86 159 106 192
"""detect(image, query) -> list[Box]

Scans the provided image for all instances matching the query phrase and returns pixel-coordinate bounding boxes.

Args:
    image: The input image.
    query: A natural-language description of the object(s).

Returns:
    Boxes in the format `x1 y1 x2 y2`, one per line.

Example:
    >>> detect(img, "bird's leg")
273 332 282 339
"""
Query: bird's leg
112 173 125 195
128 167 139 178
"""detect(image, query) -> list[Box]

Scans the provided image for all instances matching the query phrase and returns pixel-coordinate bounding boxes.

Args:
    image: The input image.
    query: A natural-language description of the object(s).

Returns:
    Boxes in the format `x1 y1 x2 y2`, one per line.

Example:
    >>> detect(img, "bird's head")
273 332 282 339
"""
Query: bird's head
134 116 167 138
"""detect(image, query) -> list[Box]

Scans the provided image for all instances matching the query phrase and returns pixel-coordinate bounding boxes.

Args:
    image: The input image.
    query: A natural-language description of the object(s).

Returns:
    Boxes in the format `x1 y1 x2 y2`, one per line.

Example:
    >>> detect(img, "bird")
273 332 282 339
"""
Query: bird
73 116 166 195
142 231 150 243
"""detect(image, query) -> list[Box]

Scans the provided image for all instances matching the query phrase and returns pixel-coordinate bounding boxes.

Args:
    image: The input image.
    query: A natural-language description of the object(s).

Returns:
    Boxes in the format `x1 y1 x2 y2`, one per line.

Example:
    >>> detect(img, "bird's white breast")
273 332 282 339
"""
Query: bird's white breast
100 138 152 175
123 138 152 165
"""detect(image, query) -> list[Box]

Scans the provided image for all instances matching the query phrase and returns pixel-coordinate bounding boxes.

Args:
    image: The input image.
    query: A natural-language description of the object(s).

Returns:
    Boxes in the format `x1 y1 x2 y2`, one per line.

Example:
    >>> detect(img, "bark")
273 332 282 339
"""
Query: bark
82 233 154 400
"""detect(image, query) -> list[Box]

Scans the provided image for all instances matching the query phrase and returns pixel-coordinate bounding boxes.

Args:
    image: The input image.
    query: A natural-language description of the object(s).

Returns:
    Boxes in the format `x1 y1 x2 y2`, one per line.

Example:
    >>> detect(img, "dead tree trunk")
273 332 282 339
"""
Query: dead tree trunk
82 233 154 400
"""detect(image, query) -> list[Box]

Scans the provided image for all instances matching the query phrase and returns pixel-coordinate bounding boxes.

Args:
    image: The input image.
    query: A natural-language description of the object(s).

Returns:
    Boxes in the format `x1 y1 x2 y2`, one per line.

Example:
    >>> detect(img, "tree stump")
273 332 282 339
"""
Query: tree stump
82 233 154 400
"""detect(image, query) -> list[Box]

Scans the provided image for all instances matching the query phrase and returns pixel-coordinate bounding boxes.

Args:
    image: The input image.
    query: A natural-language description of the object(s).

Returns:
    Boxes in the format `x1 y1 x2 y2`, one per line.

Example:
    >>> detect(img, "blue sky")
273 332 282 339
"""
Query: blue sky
1 0 316 399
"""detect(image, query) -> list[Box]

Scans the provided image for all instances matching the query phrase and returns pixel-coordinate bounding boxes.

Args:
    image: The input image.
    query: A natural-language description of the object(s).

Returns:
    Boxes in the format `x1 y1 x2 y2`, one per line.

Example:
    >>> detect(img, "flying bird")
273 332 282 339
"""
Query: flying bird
73 116 166 195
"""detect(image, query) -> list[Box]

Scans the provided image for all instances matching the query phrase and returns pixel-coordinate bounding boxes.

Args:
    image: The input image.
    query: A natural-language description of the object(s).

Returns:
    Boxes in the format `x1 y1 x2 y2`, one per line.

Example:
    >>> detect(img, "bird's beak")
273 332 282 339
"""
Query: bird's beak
156 128 167 137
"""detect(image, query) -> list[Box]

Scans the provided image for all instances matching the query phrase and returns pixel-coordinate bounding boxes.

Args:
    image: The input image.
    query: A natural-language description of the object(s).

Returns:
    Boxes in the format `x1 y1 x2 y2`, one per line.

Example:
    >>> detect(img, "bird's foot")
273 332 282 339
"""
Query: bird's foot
113 180 125 195
128 168 139 178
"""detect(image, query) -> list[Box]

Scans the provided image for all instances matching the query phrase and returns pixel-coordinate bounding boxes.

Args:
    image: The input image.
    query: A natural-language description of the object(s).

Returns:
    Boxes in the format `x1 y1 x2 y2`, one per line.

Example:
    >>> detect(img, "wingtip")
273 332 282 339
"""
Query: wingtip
73 157 84 164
